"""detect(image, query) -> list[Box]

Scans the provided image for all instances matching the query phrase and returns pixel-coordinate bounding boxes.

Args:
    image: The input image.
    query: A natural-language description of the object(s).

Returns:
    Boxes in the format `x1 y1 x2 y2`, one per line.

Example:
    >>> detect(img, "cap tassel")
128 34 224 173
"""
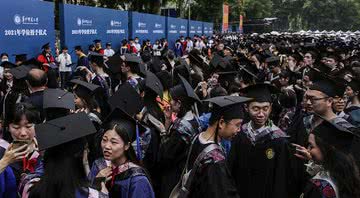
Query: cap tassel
135 122 142 161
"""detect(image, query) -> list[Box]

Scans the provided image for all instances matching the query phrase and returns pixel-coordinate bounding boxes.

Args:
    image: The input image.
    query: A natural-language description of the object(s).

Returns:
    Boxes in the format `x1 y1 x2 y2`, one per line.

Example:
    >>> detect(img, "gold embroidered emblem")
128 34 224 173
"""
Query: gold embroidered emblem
266 148 275 159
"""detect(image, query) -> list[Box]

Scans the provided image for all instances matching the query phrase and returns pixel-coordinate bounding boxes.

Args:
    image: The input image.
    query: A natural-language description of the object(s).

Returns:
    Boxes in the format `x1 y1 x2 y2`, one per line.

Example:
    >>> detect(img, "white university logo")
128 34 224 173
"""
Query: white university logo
155 23 162 28
138 22 146 28
14 14 39 25
77 18 92 26
110 20 122 27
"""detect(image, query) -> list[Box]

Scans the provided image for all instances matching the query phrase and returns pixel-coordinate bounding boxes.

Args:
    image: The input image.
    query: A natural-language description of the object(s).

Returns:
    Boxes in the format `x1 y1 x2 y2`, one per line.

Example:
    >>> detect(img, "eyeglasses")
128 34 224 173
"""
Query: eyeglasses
305 96 330 103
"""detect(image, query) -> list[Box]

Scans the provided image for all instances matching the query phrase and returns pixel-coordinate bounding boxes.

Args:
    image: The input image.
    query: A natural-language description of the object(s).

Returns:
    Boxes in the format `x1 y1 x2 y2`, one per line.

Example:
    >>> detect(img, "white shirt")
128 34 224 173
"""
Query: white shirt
56 53 72 72
104 48 115 57
186 40 193 52
134 43 141 52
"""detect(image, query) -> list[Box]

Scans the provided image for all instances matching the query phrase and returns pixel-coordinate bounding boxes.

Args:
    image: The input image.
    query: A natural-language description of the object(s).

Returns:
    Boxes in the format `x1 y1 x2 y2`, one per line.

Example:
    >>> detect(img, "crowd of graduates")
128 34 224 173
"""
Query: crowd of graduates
0 30 360 198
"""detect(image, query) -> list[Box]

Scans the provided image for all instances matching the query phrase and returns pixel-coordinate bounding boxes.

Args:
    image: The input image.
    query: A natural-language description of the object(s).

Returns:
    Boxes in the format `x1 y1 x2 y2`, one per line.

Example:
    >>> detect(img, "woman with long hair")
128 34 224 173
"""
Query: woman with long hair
88 108 155 198
158 75 201 198
27 113 108 198
294 119 360 198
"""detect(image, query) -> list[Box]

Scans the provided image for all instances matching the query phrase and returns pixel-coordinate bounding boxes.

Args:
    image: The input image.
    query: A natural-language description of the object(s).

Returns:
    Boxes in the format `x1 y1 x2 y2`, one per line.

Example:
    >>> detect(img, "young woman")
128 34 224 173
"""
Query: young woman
294 120 360 198
88 110 155 198
158 76 201 198
27 113 108 198
0 103 41 197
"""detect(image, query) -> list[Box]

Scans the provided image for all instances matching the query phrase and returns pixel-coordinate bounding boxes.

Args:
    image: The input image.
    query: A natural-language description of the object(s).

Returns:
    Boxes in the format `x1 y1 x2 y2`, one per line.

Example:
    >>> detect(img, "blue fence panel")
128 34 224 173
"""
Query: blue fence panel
130 12 166 44
166 17 188 50
0 0 55 62
189 20 203 37
59 3 128 58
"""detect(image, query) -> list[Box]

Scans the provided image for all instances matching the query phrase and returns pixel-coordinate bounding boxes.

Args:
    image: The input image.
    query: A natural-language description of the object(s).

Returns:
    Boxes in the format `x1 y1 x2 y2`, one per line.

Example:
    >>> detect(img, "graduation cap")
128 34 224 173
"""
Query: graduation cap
41 42 50 50
21 58 41 67
205 95 253 120
210 53 230 69
0 61 16 69
312 116 357 154
105 54 123 74
9 65 31 79
265 56 281 64
309 72 346 97
102 107 147 160
43 89 75 110
170 74 201 103
35 112 97 151
145 71 164 98
88 52 104 66
108 83 144 116
13 54 27 63
70 79 101 96
348 78 360 92
93 39 101 43
124 53 142 64
106 42 111 46
74 45 82 51
240 83 280 102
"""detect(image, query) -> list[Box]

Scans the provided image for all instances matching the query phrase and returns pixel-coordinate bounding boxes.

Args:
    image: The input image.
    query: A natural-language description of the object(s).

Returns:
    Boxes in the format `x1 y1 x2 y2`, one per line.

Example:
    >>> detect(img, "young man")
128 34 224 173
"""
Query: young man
74 46 89 70
229 83 294 198
93 39 104 55
103 42 115 57
183 96 252 198
56 46 72 89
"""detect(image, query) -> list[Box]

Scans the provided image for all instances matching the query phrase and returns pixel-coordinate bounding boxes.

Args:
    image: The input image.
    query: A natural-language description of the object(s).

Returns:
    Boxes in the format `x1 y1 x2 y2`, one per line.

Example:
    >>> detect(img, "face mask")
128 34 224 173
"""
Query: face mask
135 40 139 43
1 58 9 62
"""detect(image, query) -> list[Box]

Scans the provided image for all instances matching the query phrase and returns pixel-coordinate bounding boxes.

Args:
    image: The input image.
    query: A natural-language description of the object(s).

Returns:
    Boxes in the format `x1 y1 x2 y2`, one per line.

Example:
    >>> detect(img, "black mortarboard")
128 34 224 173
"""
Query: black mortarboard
9 65 31 79
312 116 356 154
204 96 253 120
70 79 101 95
0 61 16 69
74 45 82 51
105 54 123 74
88 52 104 66
108 83 144 116
93 39 101 43
210 53 230 69
106 42 111 46
13 54 27 62
124 53 142 64
43 89 75 110
310 73 346 97
170 75 201 102
145 71 164 98
21 58 41 67
348 79 360 92
35 112 97 151
102 108 146 142
41 43 50 50
240 83 280 102
265 56 281 64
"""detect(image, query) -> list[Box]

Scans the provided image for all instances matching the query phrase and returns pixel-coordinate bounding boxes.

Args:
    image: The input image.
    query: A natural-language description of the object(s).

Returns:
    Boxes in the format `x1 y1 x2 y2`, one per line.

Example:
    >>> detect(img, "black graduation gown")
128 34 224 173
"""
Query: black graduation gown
228 132 292 198
285 108 312 196
157 118 200 198
25 91 45 120
187 138 240 198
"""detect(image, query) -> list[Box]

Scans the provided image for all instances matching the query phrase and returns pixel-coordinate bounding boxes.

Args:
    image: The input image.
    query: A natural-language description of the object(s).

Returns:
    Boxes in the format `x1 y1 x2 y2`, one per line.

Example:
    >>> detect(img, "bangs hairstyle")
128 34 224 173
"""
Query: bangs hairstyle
7 102 40 126
103 119 139 164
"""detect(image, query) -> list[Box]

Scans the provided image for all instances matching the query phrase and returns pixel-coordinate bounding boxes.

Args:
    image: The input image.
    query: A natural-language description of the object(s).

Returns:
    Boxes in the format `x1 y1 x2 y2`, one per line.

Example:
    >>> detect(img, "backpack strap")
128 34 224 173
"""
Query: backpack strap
181 138 221 195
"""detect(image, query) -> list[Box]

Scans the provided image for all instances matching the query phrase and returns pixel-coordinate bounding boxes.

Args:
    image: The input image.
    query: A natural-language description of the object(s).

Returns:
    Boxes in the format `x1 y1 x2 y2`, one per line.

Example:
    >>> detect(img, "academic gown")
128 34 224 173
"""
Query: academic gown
25 91 45 120
88 158 155 198
157 117 201 198
301 178 337 198
228 131 293 198
0 167 17 198
187 137 240 198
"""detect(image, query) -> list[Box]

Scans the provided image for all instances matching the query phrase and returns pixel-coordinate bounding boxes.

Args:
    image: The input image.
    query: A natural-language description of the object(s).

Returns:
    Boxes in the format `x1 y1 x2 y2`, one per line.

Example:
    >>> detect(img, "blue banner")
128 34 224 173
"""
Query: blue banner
0 0 55 62
166 17 188 50
130 12 166 44
203 22 214 36
60 3 128 57
189 20 203 37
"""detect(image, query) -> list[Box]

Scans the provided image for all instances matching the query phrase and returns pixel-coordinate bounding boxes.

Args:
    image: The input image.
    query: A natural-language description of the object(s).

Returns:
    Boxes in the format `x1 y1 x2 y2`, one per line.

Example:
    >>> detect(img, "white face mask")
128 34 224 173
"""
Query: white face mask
1 58 9 62
135 40 139 43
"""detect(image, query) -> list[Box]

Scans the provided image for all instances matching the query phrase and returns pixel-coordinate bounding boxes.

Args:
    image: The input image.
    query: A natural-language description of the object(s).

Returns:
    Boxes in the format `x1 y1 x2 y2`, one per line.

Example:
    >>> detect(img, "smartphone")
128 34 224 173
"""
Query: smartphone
12 140 30 150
